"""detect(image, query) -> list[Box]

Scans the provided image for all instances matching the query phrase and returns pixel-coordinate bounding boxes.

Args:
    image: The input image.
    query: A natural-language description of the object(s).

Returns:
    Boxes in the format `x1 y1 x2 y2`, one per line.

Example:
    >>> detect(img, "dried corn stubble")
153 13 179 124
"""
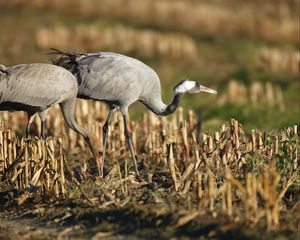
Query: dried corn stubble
2 0 297 45
0 131 68 199
0 108 298 231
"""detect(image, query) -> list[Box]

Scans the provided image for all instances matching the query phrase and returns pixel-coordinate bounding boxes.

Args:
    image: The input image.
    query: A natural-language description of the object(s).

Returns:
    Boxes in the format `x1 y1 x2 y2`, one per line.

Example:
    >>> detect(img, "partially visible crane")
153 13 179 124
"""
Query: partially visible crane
1 63 49 139
0 63 102 169
51 49 217 178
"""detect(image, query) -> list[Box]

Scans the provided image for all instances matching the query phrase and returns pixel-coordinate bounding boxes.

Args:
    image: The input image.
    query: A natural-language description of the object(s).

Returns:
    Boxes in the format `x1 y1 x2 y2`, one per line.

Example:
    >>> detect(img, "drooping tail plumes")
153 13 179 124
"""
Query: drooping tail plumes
0 64 9 74
49 48 82 74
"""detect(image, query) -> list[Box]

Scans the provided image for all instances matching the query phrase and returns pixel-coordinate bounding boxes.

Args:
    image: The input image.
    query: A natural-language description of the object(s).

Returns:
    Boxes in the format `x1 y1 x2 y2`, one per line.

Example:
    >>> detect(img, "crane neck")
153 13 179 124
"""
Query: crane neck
160 92 183 116
142 91 183 116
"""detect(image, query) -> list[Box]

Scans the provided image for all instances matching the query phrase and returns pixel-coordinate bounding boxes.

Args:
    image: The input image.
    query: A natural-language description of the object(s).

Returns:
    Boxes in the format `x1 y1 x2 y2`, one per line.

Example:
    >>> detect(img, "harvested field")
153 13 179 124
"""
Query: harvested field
0 108 299 239
0 0 299 239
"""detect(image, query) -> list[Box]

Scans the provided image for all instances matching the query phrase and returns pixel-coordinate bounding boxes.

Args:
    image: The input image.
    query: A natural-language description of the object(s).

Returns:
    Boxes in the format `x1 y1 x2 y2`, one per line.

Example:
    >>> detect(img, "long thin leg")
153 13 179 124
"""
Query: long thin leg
102 106 116 175
25 112 35 138
60 99 103 176
120 107 140 177
38 110 47 140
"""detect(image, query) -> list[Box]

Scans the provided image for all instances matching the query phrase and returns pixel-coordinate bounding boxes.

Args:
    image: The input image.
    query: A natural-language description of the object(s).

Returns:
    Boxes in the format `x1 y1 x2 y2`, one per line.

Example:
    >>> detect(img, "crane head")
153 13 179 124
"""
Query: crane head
174 80 217 95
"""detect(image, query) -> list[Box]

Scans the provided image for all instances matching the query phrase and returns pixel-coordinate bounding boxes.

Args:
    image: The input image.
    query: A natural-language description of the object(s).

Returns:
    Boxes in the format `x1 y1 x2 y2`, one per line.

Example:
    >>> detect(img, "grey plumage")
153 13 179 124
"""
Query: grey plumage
0 63 102 169
52 50 167 114
0 63 76 138
51 49 217 177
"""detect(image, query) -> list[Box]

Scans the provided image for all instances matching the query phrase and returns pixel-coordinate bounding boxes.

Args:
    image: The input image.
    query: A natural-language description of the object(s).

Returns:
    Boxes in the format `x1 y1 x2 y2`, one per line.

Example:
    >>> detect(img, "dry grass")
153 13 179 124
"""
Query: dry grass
0 105 298 231
36 24 198 62
0 1 298 237
218 80 285 110
254 47 299 74
0 132 66 199
1 0 297 44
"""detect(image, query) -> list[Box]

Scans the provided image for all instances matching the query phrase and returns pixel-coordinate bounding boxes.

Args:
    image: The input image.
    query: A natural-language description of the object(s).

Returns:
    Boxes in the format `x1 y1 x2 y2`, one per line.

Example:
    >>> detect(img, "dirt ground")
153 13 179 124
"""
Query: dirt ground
1 171 299 240
1 142 299 240
1 202 299 240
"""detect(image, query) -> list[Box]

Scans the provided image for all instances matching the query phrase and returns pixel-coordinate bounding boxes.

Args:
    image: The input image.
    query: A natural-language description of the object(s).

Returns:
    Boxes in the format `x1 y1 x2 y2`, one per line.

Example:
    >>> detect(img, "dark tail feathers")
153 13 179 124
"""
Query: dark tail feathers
48 48 83 73
0 64 9 75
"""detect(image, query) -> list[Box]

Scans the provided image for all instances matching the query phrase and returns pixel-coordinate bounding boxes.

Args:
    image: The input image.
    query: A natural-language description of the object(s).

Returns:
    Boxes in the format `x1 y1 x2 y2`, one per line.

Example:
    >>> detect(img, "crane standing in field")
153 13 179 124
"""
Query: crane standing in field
51 49 217 178
0 63 102 169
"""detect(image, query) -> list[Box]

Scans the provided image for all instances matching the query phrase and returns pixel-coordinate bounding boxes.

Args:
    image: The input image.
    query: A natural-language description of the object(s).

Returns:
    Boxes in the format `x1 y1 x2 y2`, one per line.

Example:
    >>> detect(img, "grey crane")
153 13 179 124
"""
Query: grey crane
0 63 102 168
1 64 49 139
51 49 217 178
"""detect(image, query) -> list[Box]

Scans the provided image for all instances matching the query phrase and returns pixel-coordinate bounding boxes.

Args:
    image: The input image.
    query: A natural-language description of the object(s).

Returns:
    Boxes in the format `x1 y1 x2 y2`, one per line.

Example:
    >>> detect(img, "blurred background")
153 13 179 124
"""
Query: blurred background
0 0 299 131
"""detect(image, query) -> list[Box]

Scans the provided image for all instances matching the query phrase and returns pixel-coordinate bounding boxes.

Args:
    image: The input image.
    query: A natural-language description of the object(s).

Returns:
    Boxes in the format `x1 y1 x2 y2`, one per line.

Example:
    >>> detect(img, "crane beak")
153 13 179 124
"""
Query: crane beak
199 85 218 94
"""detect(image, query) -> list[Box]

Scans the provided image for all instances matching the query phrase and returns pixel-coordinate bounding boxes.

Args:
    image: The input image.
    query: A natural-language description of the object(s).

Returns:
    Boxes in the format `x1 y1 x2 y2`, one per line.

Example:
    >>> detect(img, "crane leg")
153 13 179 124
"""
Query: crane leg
38 110 47 140
60 99 103 177
102 106 116 175
120 109 140 178
25 112 35 139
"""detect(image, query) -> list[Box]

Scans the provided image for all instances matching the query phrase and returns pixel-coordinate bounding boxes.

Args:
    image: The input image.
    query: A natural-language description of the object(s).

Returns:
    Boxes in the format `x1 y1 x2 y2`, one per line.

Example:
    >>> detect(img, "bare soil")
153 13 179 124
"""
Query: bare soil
0 171 299 240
